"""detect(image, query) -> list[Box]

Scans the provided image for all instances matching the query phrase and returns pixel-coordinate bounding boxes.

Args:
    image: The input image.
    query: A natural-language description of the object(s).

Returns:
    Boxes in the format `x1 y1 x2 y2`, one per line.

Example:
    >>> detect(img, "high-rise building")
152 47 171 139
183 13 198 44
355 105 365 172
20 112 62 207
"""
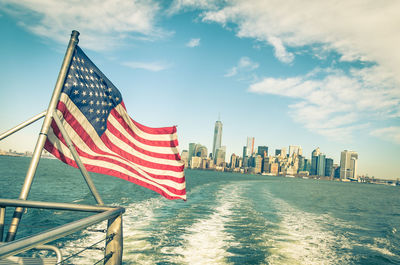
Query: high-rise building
289 145 301 157
253 155 263 174
310 147 321 175
230 154 238 169
281 147 287 158
181 150 189 168
215 146 226 166
188 143 196 163
340 150 358 179
257 146 268 157
317 154 326 176
212 120 223 161
275 149 282 156
242 146 248 158
194 144 208 158
325 158 334 177
246 137 255 157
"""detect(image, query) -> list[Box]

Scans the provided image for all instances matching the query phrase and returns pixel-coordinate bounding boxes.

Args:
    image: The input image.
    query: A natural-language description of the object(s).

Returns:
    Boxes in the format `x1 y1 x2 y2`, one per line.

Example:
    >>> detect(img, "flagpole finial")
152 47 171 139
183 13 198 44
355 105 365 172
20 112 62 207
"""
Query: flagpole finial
71 30 80 44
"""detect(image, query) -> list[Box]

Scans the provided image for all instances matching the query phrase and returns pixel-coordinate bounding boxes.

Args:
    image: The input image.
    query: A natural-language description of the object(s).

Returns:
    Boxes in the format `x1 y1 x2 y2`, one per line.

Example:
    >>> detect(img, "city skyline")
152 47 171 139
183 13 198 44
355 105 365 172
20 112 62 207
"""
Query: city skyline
0 1 399 179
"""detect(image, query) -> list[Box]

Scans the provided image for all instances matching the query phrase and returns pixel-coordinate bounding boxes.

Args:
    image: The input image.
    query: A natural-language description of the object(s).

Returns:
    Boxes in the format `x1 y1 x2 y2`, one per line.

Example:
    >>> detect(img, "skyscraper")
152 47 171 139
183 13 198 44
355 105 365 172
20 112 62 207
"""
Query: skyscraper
257 146 268 157
317 154 326 176
246 137 255 157
212 120 223 161
289 145 301 157
340 150 358 179
311 147 321 175
325 158 334 177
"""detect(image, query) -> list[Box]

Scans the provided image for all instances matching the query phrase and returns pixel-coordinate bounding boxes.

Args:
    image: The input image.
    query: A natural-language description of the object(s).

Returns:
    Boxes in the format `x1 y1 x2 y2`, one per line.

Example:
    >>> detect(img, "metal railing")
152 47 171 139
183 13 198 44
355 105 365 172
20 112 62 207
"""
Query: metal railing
0 198 125 264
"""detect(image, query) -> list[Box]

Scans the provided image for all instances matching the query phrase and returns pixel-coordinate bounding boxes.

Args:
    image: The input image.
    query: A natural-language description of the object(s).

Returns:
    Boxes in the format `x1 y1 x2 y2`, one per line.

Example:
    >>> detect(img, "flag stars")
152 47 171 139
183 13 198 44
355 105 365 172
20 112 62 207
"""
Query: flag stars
82 91 87 96
89 100 94 105
82 99 87 104
89 109 94 113
96 110 100 114
89 92 93 97
73 81 78 87
73 90 79 95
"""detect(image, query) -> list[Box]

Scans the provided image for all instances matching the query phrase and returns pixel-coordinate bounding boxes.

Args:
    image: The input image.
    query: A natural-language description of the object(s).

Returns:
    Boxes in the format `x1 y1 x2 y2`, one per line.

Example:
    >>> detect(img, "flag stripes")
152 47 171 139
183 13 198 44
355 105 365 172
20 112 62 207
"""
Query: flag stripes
45 93 186 200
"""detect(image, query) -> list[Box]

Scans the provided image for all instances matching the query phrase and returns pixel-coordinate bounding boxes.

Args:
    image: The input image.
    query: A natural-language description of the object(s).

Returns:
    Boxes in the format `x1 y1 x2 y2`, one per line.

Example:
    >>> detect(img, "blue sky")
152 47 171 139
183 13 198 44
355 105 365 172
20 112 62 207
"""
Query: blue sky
0 0 399 179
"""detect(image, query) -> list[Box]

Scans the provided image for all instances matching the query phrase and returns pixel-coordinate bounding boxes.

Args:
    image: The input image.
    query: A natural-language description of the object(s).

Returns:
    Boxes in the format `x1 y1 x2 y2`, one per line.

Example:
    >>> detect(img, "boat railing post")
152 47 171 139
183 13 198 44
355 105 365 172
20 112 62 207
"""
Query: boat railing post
0 207 5 242
5 30 80 242
104 214 123 265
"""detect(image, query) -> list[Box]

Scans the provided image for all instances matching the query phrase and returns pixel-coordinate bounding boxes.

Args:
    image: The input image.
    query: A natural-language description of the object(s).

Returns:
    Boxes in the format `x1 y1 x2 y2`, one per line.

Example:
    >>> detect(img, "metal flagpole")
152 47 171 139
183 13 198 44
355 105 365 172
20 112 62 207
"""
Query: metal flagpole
6 30 81 242
52 110 104 205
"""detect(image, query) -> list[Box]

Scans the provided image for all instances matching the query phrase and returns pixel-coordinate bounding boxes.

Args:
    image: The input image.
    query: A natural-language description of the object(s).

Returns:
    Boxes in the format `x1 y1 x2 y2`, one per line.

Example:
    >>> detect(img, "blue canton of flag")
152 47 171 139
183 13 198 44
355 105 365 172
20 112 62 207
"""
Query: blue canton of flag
63 46 122 136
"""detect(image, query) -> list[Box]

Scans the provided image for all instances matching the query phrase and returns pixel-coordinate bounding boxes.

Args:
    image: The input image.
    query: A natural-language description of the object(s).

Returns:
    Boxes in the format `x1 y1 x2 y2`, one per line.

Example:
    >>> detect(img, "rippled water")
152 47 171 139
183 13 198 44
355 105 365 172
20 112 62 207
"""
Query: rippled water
1 156 399 264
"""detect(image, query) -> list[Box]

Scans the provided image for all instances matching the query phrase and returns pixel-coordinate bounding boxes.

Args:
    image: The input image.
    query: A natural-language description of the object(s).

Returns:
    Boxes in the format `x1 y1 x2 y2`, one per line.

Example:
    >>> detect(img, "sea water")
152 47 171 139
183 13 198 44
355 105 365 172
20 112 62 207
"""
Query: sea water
0 156 399 264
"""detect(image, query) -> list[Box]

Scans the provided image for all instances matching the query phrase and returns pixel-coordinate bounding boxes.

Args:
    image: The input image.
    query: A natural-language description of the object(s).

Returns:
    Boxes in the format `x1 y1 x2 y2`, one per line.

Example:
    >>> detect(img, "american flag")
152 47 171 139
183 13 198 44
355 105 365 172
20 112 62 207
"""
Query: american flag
45 46 186 200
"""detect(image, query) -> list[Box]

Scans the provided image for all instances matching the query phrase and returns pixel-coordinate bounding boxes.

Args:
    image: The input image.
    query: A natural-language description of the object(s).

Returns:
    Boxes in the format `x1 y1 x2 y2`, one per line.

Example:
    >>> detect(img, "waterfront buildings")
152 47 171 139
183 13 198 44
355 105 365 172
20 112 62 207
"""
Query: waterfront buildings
184 123 360 180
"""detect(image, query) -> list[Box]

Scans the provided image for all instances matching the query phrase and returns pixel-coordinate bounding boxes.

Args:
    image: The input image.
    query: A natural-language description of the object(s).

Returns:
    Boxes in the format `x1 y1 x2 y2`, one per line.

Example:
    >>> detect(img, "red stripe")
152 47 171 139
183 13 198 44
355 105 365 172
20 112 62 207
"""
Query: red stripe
106 121 181 161
45 140 185 200
56 101 183 172
48 119 184 183
102 132 184 172
46 132 186 195
111 109 179 147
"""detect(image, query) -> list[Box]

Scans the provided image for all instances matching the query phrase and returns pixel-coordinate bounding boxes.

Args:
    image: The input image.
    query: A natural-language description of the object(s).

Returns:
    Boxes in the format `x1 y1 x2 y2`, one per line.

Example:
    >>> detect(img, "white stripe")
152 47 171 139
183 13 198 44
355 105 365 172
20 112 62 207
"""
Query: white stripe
114 104 178 141
104 130 182 167
108 114 180 155
54 109 184 183
47 130 186 197
58 94 184 178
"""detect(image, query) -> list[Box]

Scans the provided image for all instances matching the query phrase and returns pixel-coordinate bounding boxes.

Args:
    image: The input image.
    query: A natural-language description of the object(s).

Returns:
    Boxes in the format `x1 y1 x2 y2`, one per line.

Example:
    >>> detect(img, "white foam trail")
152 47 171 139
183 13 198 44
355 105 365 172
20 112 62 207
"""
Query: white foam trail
167 184 242 265
263 193 354 265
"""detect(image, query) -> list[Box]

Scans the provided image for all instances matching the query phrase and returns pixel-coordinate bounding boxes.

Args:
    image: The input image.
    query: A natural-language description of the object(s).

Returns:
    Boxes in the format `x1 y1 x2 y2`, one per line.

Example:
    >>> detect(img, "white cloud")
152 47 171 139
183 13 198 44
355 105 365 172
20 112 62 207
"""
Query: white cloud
186 38 200 47
198 0 400 84
249 66 400 142
371 127 400 144
225 56 259 77
1 0 168 50
122 61 172 72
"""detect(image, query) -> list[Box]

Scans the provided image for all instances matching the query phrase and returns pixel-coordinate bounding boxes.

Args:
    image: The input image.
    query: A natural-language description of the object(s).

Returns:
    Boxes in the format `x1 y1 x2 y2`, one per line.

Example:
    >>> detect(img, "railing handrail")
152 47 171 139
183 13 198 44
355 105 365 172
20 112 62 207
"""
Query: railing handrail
0 198 117 212
0 199 125 259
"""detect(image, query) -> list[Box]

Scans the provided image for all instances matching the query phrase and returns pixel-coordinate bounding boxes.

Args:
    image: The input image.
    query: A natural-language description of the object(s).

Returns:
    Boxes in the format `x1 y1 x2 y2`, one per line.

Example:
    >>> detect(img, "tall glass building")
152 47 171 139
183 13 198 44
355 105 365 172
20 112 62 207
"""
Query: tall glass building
212 120 223 160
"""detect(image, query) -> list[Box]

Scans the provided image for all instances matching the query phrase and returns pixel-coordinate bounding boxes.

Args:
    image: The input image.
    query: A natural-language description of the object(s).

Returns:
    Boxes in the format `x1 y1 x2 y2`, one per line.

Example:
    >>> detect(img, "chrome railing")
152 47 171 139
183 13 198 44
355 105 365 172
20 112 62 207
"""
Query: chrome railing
0 199 124 264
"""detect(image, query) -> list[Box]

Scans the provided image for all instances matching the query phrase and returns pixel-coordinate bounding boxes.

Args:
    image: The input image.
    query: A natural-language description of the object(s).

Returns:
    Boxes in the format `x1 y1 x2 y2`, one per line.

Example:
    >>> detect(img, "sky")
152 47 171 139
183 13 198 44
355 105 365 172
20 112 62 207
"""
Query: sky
0 0 399 179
